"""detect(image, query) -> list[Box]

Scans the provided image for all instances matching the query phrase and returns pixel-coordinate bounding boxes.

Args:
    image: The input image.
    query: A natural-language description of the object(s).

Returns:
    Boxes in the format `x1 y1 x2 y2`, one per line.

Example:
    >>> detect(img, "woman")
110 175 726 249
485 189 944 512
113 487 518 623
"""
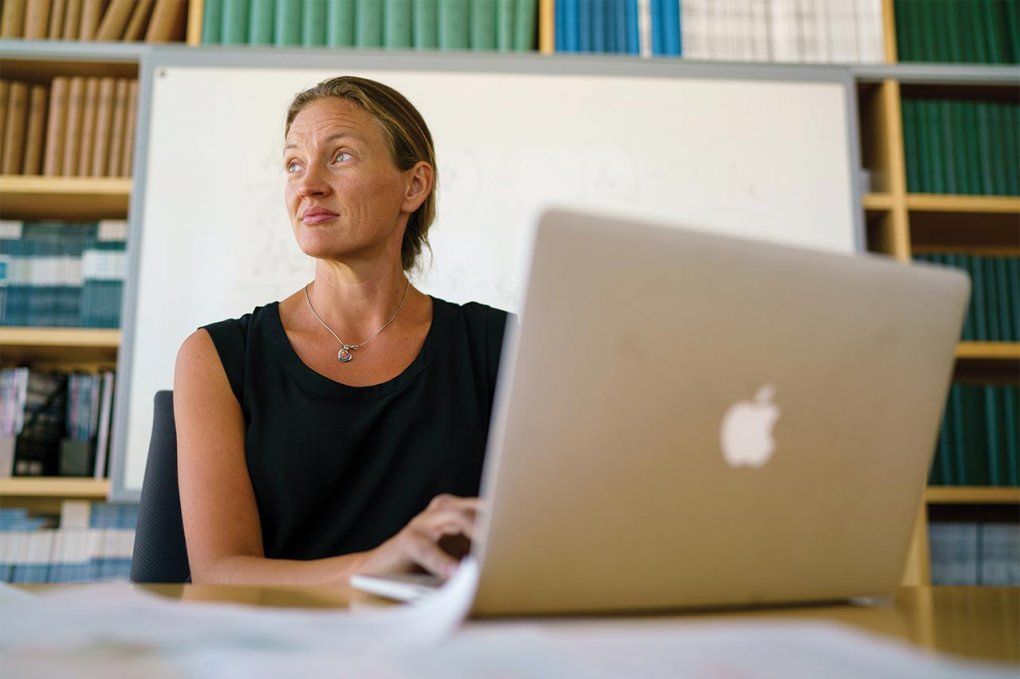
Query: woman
174 76 510 585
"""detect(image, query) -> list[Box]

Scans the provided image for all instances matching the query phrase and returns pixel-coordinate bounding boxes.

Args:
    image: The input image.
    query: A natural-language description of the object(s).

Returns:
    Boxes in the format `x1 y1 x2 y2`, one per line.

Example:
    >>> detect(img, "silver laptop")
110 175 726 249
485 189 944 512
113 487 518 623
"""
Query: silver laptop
352 208 969 616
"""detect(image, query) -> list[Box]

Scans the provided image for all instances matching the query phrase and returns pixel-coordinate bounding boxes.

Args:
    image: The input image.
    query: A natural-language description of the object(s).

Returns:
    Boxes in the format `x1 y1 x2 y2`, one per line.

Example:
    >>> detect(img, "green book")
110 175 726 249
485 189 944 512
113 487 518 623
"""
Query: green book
954 0 974 63
355 0 384 47
937 392 954 484
496 0 513 51
981 0 1006 64
275 0 303 45
970 0 989 63
944 0 962 63
303 0 328 46
915 100 931 193
222 0 251 44
412 0 438 49
963 384 990 486
202 0 224 44
1010 257 1020 341
1005 0 1020 63
951 253 976 341
971 256 988 340
939 100 957 194
249 0 275 45
975 102 994 195
963 103 982 196
512 0 535 51
950 384 967 484
926 100 945 194
1004 386 1019 486
918 0 937 61
928 0 946 62
902 100 920 193
984 254 1002 341
326 0 355 47
985 386 1003 485
385 0 413 48
950 101 971 194
1004 105 1020 195
996 257 1013 342
470 0 496 50
894 0 913 61
438 0 469 50
990 103 1009 196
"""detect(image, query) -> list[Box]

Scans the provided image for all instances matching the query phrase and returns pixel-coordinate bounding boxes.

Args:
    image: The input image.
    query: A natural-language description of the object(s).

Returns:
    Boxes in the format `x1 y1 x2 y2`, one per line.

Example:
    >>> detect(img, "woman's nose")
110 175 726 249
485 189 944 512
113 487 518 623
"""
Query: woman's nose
297 162 330 197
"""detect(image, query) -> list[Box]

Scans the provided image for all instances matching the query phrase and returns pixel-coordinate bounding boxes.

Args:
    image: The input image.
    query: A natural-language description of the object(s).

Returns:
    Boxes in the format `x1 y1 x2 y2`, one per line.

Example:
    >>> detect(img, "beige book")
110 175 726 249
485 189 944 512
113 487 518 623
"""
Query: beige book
43 76 69 176
120 79 138 175
0 81 9 157
107 78 128 177
23 0 51 38
22 85 48 175
2 82 28 174
93 0 133 40
78 77 99 175
1 0 27 37
62 0 81 38
48 0 66 37
62 76 86 176
78 0 104 39
91 77 115 176
145 0 186 43
122 0 153 40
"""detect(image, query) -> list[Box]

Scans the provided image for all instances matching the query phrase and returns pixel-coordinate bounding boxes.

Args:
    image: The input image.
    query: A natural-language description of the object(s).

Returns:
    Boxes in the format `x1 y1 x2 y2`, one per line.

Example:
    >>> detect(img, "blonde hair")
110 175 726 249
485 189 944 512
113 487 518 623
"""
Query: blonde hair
285 76 436 272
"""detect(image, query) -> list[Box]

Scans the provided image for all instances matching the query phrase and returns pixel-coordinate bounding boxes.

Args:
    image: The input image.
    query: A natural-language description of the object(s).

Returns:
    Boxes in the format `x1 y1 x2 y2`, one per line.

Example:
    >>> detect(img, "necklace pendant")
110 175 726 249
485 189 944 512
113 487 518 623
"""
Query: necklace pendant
337 347 354 362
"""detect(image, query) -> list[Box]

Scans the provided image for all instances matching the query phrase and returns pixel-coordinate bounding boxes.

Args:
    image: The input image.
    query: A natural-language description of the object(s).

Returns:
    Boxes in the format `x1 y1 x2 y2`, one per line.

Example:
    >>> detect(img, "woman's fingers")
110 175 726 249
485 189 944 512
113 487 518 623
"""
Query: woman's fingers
419 508 477 541
408 531 461 577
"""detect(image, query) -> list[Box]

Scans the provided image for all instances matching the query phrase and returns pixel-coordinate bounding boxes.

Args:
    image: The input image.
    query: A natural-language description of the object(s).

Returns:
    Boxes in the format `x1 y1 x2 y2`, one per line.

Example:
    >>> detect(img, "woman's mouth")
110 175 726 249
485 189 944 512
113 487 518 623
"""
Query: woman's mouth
302 212 338 225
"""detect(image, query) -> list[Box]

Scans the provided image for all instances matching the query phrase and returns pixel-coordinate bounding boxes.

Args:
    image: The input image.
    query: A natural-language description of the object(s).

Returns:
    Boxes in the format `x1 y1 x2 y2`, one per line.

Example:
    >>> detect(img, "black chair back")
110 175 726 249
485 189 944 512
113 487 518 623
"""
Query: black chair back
131 390 190 583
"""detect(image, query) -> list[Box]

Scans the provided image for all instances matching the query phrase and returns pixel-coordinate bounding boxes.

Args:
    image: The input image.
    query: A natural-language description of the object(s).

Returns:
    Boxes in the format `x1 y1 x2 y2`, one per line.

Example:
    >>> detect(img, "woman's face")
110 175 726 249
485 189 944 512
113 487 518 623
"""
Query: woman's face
284 98 415 265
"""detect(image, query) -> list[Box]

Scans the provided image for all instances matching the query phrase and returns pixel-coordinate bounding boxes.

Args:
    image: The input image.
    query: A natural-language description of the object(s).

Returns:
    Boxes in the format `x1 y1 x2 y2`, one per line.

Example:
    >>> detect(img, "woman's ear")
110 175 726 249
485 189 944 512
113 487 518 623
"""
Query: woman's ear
402 161 434 213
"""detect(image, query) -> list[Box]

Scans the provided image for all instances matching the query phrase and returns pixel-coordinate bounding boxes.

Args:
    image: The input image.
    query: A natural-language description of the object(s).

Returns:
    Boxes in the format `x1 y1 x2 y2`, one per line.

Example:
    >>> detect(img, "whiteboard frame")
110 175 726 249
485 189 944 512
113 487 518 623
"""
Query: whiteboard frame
109 45 864 502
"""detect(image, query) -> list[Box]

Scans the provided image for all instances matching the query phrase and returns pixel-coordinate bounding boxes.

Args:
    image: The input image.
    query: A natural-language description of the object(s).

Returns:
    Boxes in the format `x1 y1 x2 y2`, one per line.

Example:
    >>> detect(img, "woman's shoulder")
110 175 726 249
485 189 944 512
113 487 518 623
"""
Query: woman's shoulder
434 297 513 332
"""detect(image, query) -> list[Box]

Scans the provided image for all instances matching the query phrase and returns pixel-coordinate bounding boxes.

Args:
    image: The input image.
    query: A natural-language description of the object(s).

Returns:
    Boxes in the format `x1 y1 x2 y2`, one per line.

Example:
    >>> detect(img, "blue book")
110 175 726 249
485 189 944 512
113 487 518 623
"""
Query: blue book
612 0 626 54
578 0 591 51
624 0 637 54
591 0 604 52
564 0 579 51
650 0 664 56
555 0 565 50
602 0 614 53
662 0 679 55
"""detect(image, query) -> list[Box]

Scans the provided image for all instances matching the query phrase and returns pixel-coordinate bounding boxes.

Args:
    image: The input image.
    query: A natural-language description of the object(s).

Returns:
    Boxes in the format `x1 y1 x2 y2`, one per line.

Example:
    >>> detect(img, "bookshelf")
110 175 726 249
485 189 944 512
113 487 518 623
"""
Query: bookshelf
2 1 1018 587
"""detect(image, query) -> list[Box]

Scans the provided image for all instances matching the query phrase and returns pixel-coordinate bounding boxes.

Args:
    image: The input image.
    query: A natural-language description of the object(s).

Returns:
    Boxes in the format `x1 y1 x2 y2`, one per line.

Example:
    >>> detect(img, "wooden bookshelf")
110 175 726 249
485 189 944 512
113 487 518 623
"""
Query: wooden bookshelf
862 193 895 210
0 327 121 348
955 343 1020 361
925 487 1020 505
0 477 110 499
906 194 1020 213
0 176 132 220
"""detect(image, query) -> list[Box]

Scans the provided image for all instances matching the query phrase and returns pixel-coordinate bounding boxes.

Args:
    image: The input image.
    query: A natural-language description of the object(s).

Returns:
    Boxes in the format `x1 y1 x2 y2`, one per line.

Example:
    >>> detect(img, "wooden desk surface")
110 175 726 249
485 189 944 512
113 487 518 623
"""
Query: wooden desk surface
78 584 1016 666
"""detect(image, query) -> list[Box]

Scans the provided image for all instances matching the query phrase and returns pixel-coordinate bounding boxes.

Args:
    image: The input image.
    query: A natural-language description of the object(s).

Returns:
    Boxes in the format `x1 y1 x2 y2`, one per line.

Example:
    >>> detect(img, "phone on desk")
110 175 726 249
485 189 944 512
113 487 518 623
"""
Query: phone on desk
350 534 470 602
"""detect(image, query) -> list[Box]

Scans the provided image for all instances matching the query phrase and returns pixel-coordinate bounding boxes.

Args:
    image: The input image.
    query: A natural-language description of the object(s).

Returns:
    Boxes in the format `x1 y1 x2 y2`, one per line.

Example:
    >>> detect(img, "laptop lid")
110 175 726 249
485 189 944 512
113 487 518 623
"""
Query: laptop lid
470 208 969 616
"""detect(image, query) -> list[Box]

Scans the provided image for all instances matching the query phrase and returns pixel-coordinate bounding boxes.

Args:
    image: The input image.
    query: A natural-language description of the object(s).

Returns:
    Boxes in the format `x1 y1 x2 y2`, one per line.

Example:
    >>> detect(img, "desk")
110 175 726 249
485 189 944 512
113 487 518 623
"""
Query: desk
27 584 1014 667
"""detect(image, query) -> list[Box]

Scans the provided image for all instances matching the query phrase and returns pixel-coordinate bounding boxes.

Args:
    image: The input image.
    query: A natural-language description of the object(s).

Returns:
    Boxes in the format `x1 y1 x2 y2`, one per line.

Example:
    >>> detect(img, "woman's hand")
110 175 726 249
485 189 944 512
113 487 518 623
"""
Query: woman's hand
354 494 480 579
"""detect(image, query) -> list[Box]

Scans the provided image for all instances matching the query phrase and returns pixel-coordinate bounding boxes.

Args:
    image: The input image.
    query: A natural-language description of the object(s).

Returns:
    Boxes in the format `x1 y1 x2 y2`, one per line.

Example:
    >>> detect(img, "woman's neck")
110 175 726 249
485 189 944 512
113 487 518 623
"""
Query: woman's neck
307 259 413 341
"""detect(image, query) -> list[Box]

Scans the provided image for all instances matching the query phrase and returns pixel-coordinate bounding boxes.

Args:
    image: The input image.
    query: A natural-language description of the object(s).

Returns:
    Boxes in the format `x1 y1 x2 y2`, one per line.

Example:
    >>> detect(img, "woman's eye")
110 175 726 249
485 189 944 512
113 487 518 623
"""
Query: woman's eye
335 151 352 163
286 161 300 173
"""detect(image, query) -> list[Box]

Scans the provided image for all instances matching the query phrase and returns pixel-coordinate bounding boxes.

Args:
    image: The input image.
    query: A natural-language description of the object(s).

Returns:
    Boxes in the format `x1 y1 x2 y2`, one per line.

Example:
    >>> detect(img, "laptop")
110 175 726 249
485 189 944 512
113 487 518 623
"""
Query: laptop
352 208 970 616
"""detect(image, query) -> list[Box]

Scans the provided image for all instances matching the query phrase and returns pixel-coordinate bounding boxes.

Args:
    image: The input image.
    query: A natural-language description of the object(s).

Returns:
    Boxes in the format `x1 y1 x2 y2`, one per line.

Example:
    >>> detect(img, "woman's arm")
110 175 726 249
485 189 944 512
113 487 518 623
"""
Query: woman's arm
174 329 475 585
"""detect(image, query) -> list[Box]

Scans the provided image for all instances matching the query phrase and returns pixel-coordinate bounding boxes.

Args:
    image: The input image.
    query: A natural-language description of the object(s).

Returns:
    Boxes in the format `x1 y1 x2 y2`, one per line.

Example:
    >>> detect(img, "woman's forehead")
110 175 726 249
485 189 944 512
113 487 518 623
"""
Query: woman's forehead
286 99 377 145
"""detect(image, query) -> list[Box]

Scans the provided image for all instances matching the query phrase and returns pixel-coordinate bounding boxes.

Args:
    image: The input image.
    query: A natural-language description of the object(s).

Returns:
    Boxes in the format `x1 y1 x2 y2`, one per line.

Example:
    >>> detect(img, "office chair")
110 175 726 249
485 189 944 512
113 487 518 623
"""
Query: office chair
130 390 191 583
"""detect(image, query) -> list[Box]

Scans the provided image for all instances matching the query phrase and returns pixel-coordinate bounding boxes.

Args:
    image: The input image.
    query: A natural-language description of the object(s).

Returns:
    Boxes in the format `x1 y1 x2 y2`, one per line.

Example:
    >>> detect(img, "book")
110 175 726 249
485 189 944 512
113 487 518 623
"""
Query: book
249 0 275 45
91 77 115 177
202 0 223 43
385 0 413 48
412 0 438 49
79 0 105 39
107 79 129 178
49 0 68 38
21 85 47 175
62 0 82 39
95 0 135 41
121 80 138 176
327 0 356 47
145 0 187 42
123 0 156 41
24 0 52 38
78 78 99 176
470 0 495 50
222 0 251 44
497 0 513 51
303 0 328 47
276 0 302 45
2 81 28 175
43 76 69 176
437 0 469 50
1 0 27 37
62 77 86 178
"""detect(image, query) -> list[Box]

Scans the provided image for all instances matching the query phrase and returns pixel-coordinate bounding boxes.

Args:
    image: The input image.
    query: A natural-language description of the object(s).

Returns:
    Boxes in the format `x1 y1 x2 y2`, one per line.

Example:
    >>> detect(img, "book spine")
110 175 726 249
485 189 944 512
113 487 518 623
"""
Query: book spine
327 0 356 46
470 0 495 50
222 0 251 44
385 0 413 48
356 0 385 47
43 77 69 177
91 77 115 177
2 82 28 175
275 0 302 45
437 0 468 49
77 78 99 176
303 0 327 46
513 0 536 51
248 0 275 45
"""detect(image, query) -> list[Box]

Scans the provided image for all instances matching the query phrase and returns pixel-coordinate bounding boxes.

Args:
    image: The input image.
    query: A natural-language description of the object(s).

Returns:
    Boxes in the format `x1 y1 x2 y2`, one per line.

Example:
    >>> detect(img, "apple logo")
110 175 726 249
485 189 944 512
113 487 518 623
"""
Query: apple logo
720 384 780 468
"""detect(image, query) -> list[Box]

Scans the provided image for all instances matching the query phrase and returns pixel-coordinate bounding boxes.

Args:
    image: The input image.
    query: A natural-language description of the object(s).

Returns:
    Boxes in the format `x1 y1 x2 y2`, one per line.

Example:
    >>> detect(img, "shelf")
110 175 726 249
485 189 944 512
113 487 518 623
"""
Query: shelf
1 328 120 367
955 342 1020 360
853 63 1020 85
862 193 895 210
0 176 132 220
0 477 110 499
0 327 120 348
926 486 1020 505
905 194 1020 213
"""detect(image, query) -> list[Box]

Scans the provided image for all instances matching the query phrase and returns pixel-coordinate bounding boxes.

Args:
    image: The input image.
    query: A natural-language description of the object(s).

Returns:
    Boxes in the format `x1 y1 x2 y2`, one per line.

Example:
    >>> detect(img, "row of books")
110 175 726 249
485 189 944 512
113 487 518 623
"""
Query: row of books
680 0 884 63
914 254 1020 343
0 220 128 328
0 0 187 42
0 76 138 177
0 502 138 584
0 367 117 479
929 521 1019 586
929 384 1019 488
902 99 1020 197
894 0 1020 65
202 0 539 51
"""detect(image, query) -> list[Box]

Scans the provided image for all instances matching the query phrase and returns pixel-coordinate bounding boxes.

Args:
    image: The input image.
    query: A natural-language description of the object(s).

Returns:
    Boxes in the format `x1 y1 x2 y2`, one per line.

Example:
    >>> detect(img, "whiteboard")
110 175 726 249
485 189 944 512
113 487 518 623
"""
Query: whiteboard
111 50 860 499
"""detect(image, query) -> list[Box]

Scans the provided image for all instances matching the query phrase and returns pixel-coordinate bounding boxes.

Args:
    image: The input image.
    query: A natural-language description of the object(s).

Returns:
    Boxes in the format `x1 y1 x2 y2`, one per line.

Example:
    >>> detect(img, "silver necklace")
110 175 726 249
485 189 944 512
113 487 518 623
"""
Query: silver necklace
304 279 411 362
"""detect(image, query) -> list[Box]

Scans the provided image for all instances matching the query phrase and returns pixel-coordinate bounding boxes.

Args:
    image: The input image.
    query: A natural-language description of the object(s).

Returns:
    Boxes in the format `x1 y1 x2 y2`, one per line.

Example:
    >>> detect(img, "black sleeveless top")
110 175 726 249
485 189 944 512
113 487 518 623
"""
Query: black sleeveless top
200 297 510 561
